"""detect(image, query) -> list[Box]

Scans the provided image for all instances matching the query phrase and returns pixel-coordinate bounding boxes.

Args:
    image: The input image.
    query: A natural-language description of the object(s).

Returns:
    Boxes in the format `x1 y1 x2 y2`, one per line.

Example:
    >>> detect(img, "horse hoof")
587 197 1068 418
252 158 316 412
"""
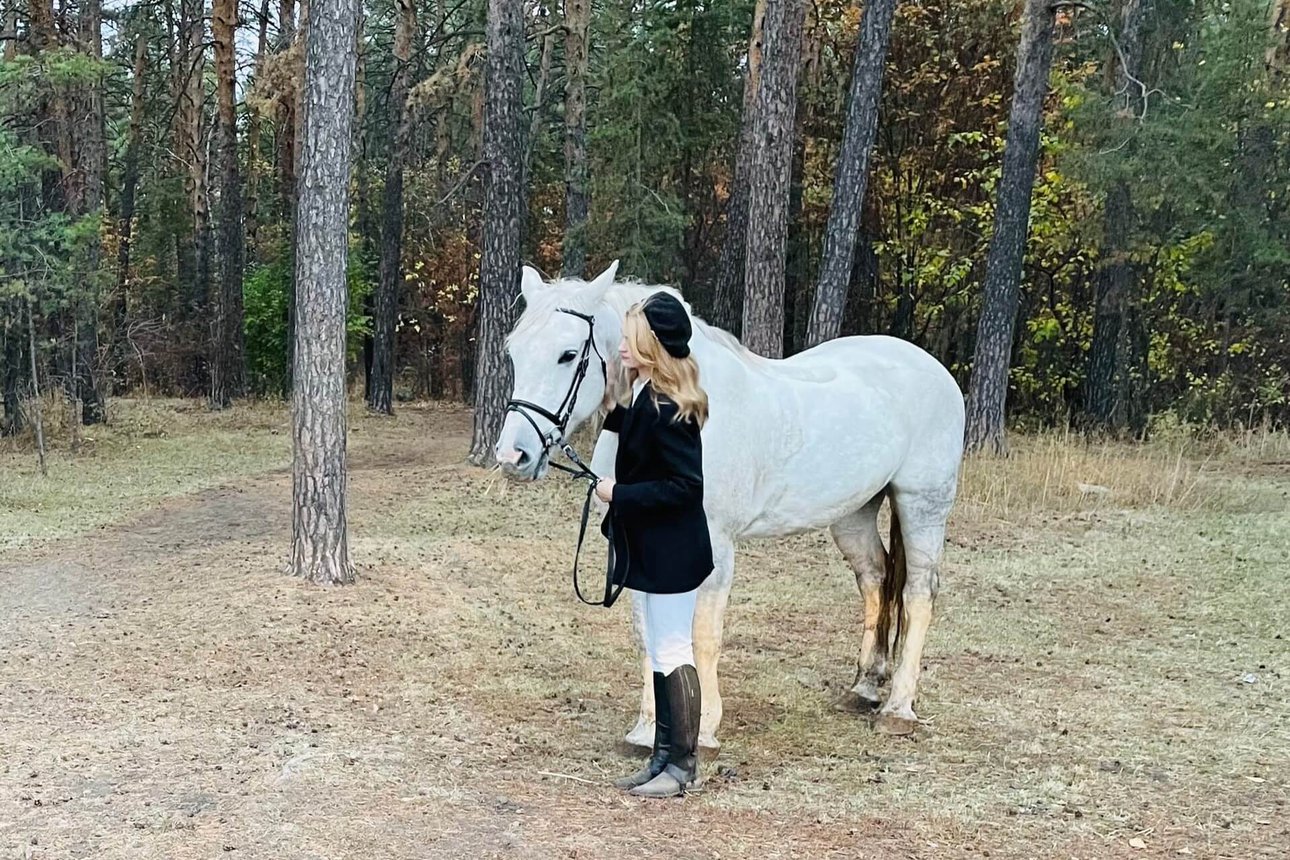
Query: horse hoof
833 690 881 713
621 723 655 754
617 736 652 755
874 714 919 736
698 734 721 753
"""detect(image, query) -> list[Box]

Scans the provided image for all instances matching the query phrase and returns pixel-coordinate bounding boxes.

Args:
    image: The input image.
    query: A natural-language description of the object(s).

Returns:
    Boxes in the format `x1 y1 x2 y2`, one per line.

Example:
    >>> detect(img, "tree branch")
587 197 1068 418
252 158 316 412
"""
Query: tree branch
433 159 486 208
1051 1 1162 122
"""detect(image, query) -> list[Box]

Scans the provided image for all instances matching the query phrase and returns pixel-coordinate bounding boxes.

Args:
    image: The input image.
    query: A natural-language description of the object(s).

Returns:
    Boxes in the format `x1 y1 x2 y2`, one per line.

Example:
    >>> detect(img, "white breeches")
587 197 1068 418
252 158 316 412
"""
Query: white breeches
637 588 699 675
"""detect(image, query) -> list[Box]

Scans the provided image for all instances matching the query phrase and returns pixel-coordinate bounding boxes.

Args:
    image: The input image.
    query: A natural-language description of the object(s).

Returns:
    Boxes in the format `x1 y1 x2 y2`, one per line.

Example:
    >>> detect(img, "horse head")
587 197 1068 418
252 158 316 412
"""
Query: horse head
495 260 625 480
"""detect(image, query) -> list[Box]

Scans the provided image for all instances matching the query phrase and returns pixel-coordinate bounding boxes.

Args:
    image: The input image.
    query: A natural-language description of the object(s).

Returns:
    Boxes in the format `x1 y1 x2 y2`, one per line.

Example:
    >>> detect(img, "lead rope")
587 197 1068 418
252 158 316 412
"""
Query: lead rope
505 309 623 608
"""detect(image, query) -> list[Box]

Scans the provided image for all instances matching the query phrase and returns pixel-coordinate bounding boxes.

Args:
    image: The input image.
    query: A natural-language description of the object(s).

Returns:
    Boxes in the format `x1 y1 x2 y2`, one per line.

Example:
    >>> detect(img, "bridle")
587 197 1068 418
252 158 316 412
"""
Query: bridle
505 308 625 607
505 308 605 480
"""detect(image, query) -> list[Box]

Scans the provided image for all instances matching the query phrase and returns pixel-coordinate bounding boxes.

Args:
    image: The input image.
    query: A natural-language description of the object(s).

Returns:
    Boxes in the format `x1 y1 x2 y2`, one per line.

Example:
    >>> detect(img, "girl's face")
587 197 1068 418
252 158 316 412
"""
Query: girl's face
619 336 642 371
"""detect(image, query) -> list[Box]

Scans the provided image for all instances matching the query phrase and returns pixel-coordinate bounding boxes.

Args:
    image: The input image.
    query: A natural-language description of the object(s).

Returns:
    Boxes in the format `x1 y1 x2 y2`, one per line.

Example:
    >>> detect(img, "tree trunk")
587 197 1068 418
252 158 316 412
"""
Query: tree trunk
74 0 106 424
710 0 766 333
525 2 555 187
2 0 16 61
784 122 807 354
843 221 880 335
804 0 897 348
211 0 247 408
283 0 308 397
113 31 147 395
367 0 417 415
963 0 1057 455
741 0 805 358
290 0 359 584
28 301 48 477
179 0 211 320
1085 0 1150 431
561 0 590 278
278 0 299 222
246 0 272 255
469 0 527 465
2 302 23 435
1269 0 1289 69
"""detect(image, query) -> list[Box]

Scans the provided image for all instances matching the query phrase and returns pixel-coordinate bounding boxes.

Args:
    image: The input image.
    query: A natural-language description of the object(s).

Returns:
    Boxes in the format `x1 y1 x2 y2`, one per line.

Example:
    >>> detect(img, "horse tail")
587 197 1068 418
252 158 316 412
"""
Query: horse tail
877 498 907 665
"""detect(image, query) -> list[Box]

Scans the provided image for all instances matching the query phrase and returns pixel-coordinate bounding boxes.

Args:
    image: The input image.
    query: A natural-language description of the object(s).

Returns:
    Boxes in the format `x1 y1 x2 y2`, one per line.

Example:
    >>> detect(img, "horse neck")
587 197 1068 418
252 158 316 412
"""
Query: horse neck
593 284 755 400
688 324 755 401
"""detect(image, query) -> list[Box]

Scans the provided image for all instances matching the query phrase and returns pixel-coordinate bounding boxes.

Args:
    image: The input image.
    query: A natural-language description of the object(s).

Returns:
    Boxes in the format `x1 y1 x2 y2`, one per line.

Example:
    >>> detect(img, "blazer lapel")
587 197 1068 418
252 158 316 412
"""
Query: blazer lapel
620 381 649 443
617 382 651 476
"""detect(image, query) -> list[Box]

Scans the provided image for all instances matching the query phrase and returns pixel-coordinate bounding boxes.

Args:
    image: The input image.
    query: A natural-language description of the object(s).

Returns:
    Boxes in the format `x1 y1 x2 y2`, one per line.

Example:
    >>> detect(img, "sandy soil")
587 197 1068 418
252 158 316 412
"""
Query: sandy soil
1 404 1286 859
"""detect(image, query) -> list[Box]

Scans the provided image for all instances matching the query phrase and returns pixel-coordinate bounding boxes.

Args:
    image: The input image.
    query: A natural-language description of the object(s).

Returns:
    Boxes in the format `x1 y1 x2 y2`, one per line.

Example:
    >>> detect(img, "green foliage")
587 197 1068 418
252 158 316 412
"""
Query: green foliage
1057 0 1290 425
585 0 750 284
242 254 374 396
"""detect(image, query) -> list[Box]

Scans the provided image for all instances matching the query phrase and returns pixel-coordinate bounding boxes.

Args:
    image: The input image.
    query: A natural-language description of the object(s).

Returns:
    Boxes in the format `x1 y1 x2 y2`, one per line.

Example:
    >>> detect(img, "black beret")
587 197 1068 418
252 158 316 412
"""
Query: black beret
642 293 692 359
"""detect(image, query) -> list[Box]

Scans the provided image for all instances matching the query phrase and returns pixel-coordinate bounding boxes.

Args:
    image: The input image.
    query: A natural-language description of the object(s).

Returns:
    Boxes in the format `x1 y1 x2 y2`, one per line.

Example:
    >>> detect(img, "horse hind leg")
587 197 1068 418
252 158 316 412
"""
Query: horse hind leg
875 484 952 736
830 494 890 713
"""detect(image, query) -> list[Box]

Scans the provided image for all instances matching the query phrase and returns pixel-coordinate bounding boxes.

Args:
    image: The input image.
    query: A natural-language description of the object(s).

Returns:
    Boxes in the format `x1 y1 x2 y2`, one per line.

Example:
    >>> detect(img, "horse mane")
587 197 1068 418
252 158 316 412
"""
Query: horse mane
508 274 808 379
606 281 778 375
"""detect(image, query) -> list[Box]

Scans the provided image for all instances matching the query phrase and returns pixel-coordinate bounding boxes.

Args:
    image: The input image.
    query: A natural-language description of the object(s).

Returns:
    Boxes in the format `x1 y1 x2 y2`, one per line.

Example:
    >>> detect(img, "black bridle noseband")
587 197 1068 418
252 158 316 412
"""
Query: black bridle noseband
505 309 625 608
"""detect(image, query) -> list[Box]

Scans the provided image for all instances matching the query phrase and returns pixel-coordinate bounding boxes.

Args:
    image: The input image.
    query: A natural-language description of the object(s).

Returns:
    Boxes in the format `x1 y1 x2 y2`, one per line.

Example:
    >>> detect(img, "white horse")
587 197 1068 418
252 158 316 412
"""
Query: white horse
496 262 965 746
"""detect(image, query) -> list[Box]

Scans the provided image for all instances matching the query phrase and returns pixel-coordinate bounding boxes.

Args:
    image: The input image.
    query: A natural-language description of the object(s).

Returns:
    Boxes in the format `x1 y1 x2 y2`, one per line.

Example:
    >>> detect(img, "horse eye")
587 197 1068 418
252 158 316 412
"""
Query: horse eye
558 350 577 365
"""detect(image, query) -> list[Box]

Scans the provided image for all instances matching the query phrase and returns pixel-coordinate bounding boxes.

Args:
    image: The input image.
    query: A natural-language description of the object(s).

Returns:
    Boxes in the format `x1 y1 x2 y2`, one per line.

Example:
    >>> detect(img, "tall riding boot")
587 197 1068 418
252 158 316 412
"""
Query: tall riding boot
630 664 700 798
612 672 671 789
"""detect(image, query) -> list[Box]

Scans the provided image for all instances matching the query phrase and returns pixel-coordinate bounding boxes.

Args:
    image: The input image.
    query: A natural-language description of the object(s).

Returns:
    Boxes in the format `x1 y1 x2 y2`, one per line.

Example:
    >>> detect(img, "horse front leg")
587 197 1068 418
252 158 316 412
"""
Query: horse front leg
623 590 656 750
693 532 735 751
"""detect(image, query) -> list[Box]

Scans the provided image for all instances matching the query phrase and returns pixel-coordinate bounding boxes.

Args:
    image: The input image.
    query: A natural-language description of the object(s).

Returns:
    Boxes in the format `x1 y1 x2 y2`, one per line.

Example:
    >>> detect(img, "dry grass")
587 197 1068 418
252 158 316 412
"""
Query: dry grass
0 399 292 551
956 425 1290 533
1 400 1287 859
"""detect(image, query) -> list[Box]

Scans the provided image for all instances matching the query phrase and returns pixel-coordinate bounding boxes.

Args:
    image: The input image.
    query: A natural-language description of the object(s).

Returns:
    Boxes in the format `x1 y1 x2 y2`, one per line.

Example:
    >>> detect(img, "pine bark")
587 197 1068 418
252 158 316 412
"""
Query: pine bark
804 0 897 349
963 0 1057 454
741 0 806 358
277 0 299 222
73 0 106 424
469 0 527 465
246 0 273 253
1085 0 1149 431
2 0 16 62
561 0 590 278
2 302 23 435
28 301 48 476
211 0 247 408
290 0 360 584
367 0 417 415
178 0 211 319
525 1 555 185
711 0 766 333
114 32 147 394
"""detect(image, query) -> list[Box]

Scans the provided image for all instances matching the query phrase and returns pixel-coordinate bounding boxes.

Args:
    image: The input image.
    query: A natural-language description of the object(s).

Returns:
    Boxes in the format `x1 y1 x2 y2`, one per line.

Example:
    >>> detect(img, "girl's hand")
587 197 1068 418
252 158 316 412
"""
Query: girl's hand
594 478 616 503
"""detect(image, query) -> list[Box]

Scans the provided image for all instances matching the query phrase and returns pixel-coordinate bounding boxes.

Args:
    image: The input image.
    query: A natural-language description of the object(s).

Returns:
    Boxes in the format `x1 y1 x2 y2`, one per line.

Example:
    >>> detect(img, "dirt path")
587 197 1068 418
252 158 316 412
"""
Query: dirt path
2 407 1286 859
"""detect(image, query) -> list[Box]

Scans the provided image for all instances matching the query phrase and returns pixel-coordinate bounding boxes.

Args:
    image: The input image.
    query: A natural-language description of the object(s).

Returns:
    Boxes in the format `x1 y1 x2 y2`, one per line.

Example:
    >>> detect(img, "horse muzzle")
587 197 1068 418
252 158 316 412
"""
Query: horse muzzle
495 445 549 481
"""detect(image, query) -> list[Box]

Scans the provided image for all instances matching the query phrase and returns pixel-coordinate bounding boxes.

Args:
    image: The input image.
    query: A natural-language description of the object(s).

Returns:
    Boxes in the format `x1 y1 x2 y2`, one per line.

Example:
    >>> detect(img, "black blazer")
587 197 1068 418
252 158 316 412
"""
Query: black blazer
601 383 714 595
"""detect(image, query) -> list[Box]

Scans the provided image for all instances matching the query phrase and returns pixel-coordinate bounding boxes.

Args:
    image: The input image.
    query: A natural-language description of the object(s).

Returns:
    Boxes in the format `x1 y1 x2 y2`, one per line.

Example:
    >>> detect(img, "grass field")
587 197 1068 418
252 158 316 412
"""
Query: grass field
1 399 1287 859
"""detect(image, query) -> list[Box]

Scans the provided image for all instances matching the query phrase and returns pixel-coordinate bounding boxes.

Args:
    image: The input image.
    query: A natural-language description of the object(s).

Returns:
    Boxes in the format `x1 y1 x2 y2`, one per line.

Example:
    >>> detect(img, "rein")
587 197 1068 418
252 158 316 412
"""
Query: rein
505 309 626 608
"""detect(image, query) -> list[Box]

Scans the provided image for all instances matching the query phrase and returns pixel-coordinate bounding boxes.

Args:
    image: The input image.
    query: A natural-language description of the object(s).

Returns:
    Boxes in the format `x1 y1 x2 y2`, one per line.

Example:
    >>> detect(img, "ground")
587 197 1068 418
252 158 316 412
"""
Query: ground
1 400 1287 860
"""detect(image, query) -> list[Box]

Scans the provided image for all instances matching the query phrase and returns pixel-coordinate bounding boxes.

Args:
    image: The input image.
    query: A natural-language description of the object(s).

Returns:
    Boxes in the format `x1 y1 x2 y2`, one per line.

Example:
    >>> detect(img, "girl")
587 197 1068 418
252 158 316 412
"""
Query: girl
594 291 713 799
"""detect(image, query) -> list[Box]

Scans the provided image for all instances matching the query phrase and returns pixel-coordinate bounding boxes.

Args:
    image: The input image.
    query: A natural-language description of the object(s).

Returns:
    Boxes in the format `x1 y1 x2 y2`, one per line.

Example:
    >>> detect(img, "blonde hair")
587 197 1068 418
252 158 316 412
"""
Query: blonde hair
622 304 709 427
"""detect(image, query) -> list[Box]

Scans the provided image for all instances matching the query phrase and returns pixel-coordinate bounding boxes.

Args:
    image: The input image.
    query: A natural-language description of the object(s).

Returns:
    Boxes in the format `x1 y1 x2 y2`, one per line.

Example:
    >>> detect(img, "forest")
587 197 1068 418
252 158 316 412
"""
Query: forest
1 0 1287 450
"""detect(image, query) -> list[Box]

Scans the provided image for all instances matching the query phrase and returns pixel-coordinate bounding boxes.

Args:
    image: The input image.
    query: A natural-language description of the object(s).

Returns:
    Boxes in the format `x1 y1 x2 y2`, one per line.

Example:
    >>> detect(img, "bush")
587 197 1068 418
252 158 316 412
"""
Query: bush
243 253 373 396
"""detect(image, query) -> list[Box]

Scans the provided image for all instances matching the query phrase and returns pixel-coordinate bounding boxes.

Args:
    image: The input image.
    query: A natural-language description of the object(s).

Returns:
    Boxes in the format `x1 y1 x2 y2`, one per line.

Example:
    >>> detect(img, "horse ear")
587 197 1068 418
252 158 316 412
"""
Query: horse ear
583 259 620 303
520 266 545 304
